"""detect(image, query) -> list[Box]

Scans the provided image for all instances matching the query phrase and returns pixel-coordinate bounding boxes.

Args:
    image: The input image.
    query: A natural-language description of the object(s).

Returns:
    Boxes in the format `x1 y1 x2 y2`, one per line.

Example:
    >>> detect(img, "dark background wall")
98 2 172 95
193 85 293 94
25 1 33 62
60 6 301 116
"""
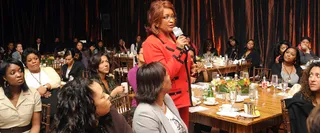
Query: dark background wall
1 0 319 66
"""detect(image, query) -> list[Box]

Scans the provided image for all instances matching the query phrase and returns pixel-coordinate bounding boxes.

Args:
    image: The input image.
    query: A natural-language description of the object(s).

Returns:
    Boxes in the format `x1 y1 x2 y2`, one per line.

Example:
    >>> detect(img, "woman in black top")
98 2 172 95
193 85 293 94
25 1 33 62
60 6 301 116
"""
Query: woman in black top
271 47 302 87
61 50 85 82
225 36 239 60
285 61 320 133
203 39 218 57
241 39 260 76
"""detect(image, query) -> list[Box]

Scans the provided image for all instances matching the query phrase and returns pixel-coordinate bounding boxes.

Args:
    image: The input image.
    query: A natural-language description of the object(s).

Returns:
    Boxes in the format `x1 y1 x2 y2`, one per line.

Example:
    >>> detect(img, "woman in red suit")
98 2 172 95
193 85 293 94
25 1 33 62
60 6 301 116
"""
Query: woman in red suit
143 0 192 127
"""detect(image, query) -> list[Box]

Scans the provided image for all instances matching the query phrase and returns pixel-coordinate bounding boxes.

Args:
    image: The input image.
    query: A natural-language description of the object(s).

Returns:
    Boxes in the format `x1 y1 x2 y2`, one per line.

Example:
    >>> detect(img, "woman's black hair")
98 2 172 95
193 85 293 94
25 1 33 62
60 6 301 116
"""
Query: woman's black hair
64 49 76 58
136 62 166 104
0 59 29 99
189 46 197 63
21 48 41 67
134 42 144 63
279 47 301 66
300 36 311 42
52 78 112 133
227 36 238 48
88 52 111 79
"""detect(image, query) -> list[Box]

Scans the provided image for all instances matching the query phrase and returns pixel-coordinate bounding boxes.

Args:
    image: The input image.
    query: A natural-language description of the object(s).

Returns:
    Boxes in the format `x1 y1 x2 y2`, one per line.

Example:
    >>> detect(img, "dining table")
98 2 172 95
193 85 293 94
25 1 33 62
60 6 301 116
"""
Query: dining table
189 86 286 133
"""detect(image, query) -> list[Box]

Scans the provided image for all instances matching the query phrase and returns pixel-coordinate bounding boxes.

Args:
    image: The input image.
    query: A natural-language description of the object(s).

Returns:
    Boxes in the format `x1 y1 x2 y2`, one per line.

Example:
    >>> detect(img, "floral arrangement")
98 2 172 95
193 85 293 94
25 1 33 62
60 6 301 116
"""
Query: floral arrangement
211 78 251 93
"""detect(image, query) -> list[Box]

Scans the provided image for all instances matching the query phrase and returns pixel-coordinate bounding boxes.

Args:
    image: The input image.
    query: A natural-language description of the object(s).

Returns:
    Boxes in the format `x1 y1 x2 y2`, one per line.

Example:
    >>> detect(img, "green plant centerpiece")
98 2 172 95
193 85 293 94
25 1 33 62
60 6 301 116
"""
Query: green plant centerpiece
211 78 250 94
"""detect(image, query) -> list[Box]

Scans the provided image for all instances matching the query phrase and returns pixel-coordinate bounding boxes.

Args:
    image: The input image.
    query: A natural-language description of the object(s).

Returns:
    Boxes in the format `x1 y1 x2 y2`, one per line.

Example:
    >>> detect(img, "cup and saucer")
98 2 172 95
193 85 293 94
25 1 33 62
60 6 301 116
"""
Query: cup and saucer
203 97 219 106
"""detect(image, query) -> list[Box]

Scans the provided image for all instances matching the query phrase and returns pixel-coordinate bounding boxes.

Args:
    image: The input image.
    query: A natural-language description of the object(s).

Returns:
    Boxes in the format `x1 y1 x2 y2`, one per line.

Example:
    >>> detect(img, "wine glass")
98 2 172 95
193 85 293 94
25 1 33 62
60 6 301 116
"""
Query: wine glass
271 75 278 87
229 91 237 111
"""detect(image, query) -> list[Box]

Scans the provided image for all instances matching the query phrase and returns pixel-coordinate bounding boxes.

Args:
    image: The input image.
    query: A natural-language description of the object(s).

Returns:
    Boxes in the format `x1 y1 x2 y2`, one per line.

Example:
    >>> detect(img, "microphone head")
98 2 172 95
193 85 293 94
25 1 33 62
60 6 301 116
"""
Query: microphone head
172 27 183 37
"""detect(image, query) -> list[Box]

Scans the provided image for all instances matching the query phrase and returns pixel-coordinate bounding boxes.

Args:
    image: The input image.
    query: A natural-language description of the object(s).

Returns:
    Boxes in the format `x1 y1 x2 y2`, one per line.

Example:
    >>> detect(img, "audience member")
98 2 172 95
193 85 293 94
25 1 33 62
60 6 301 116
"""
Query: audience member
12 43 23 61
297 37 318 65
241 39 260 76
133 62 188 133
33 38 46 54
271 47 302 86
225 36 239 60
0 59 41 133
3 42 14 61
61 50 85 82
75 41 89 69
88 52 124 98
130 35 142 55
22 48 61 117
186 35 198 56
118 38 128 53
203 39 218 57
97 40 106 53
189 47 208 83
269 40 291 68
128 42 144 108
88 43 98 57
285 61 320 133
52 78 132 133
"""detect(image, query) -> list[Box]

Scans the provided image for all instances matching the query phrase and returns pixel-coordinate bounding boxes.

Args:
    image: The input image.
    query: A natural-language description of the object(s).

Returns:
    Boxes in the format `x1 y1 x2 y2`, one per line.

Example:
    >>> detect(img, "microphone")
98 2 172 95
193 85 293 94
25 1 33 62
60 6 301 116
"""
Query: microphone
172 27 189 51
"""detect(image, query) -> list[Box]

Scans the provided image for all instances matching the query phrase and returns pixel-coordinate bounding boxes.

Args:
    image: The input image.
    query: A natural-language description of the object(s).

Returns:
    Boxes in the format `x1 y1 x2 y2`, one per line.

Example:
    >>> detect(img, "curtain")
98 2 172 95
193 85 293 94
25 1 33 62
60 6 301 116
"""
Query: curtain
0 0 101 49
1 0 319 66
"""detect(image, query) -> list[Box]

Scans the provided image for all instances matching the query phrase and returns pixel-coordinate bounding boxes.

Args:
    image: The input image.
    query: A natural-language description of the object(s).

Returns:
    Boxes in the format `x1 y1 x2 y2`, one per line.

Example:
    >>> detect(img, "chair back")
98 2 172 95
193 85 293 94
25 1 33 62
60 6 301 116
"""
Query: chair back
253 67 272 82
41 104 51 133
281 99 291 133
111 93 132 125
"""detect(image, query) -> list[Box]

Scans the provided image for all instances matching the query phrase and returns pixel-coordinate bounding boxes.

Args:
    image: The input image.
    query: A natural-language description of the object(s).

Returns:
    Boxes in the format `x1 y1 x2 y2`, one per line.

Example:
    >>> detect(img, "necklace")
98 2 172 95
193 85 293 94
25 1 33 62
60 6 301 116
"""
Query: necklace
30 71 41 85
282 63 293 81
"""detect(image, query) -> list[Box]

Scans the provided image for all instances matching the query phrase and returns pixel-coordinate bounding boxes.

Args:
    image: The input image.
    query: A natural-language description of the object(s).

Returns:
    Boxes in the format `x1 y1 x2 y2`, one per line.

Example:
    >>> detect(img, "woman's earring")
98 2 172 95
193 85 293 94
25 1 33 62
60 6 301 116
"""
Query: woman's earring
4 80 8 87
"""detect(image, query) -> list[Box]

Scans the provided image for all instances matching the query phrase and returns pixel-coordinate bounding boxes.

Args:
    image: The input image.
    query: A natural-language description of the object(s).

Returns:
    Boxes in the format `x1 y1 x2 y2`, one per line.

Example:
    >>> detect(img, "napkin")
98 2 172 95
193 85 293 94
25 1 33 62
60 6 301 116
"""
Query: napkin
189 106 209 113
288 84 301 96
216 111 239 117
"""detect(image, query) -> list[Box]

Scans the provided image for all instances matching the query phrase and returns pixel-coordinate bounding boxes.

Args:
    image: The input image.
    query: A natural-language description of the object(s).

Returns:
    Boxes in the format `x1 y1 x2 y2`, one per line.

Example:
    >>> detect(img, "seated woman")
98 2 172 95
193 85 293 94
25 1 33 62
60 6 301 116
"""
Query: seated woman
241 39 260 76
268 40 291 68
271 47 302 86
22 48 61 116
128 43 144 108
133 62 188 133
225 36 239 60
0 59 41 133
203 39 218 57
286 61 320 133
52 78 132 133
88 52 124 98
61 50 85 82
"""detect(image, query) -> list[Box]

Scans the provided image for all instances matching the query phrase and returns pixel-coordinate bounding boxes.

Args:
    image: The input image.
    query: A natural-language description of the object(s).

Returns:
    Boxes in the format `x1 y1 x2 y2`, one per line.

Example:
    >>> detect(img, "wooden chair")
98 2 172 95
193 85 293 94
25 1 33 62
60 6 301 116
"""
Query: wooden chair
281 99 291 133
252 67 272 83
41 104 51 133
111 94 132 126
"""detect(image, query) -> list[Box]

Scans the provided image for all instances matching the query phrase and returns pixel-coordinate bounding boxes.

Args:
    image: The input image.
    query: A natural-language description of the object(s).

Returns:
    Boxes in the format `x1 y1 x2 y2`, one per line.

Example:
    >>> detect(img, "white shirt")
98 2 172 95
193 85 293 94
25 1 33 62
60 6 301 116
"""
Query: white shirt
165 106 186 133
130 43 138 55
25 70 51 89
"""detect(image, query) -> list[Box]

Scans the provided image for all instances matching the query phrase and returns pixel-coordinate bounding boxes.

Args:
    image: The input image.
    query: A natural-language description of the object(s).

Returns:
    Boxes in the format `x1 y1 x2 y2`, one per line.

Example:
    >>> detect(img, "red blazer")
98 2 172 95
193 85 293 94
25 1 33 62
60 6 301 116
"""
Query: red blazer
143 33 192 108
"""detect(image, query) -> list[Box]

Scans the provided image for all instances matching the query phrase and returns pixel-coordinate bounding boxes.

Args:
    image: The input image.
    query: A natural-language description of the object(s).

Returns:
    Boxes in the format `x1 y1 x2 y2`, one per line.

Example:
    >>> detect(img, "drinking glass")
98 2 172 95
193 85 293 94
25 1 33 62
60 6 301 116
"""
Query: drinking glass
229 91 237 110
271 75 278 88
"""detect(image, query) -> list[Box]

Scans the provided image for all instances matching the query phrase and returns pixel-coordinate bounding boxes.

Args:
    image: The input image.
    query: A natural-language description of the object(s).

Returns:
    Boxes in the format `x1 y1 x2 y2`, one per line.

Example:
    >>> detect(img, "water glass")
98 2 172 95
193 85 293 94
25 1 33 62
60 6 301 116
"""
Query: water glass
271 75 278 87
281 82 288 93
229 91 237 107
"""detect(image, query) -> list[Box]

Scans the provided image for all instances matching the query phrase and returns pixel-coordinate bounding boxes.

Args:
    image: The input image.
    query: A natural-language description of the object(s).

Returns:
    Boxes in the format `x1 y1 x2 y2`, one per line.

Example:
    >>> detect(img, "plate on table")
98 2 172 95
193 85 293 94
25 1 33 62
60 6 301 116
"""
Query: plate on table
192 100 202 106
203 101 219 106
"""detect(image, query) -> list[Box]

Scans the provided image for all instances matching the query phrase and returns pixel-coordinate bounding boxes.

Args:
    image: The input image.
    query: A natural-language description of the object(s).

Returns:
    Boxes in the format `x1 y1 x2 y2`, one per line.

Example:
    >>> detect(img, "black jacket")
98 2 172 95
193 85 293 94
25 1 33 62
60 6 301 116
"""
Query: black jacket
271 63 302 87
225 46 239 60
286 92 314 133
61 61 85 82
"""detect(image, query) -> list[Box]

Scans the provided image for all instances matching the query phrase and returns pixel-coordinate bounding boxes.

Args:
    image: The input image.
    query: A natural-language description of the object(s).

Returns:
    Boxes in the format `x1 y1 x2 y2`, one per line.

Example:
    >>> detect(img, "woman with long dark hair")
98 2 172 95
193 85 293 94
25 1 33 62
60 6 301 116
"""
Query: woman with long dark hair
225 36 239 59
52 78 132 133
88 52 124 98
0 59 41 133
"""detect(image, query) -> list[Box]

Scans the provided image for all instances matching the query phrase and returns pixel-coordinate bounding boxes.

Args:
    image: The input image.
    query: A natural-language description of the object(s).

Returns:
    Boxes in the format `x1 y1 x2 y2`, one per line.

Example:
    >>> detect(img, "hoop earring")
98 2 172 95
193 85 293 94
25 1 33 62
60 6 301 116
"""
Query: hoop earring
4 80 8 88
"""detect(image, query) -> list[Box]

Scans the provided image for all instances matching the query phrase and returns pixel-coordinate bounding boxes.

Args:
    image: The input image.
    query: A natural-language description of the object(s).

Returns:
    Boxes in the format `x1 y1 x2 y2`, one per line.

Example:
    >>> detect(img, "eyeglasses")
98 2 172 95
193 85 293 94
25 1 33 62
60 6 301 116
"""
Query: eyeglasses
163 15 177 21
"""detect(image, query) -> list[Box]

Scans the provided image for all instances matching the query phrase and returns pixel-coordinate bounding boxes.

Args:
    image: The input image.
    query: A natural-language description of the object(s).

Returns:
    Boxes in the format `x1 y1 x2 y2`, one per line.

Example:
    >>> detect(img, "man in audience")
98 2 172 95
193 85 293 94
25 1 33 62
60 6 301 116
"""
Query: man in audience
307 106 320 133
33 37 46 54
130 35 141 55
12 43 23 61
297 37 318 65
54 37 64 57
